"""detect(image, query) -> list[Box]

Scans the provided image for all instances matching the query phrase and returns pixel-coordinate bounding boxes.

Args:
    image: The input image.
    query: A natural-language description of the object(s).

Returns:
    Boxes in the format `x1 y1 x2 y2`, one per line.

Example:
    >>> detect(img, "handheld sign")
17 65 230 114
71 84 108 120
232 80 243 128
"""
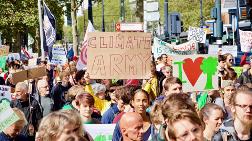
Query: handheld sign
84 124 116 141
187 27 207 43
239 30 252 52
0 46 9 56
12 67 47 84
173 55 218 92
0 100 19 132
87 32 152 79
51 44 67 65
0 85 11 102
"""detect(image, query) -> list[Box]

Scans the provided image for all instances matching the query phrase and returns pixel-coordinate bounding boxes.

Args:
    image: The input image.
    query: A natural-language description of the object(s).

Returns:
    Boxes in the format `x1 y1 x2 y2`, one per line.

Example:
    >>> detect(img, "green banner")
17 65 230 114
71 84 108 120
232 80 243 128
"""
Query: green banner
232 67 242 77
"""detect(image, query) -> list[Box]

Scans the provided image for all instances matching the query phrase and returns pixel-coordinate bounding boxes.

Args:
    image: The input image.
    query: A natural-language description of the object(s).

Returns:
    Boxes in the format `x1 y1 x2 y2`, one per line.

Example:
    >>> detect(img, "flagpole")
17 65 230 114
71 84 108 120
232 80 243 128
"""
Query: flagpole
38 0 45 60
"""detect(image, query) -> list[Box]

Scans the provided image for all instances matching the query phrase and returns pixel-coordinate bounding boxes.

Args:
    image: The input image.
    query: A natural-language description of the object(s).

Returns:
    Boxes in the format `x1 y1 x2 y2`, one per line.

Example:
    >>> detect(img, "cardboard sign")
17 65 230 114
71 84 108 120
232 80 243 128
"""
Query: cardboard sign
51 44 67 65
173 55 218 92
84 124 116 141
152 37 197 59
0 46 9 56
0 100 19 132
0 85 11 102
87 32 152 79
188 27 207 43
240 30 252 52
12 67 47 84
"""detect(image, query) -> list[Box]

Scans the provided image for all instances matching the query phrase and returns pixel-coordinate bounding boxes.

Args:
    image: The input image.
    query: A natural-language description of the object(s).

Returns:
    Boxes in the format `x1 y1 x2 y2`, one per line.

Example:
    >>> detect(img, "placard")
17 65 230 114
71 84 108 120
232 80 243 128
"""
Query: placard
222 45 237 57
188 27 207 43
173 55 218 92
51 44 67 65
84 124 116 141
87 32 152 79
152 37 197 59
12 67 47 84
239 30 252 52
0 46 9 56
0 100 19 132
0 85 11 102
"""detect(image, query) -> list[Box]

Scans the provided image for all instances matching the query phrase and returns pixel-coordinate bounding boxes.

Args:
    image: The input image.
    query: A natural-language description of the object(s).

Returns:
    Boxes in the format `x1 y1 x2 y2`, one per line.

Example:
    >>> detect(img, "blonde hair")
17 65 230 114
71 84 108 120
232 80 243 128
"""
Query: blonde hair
66 85 86 101
36 110 84 141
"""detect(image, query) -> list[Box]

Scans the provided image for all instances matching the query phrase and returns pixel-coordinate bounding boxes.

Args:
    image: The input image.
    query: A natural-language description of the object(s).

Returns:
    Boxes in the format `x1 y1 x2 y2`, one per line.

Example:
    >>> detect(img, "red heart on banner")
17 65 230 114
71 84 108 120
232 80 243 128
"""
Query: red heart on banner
183 57 204 86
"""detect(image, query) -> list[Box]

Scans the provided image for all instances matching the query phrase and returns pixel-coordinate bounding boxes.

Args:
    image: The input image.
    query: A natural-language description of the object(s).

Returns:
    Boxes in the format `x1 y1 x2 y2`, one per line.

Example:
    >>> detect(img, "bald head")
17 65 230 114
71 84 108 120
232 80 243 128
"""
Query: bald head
120 112 144 141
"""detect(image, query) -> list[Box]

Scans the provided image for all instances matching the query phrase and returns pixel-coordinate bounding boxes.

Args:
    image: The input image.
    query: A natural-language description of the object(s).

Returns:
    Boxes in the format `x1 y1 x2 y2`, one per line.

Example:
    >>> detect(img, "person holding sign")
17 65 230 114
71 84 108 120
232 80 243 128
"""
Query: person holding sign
0 108 28 141
10 82 42 138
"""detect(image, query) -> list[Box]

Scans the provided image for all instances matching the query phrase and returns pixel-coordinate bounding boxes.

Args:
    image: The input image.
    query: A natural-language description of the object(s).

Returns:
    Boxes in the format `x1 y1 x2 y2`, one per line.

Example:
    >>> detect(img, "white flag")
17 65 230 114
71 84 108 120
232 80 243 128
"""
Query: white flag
77 21 95 70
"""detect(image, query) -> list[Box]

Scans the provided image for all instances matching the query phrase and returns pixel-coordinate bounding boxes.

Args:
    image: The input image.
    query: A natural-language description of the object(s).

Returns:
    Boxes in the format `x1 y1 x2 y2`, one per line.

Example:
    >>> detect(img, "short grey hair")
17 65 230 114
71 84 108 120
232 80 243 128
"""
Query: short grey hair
15 82 28 92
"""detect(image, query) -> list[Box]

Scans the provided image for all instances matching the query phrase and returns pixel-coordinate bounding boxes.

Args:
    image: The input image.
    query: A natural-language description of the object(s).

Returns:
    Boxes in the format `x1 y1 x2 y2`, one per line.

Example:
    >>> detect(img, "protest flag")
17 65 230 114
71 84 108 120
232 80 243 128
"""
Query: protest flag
21 47 32 59
43 1 56 60
76 20 95 70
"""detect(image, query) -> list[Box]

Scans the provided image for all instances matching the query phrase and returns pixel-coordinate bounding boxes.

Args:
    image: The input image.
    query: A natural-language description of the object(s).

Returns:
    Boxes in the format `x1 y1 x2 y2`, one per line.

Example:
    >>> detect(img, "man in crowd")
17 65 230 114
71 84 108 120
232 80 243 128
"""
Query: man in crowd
51 71 72 111
237 56 252 85
213 90 252 140
119 112 144 141
10 82 42 137
37 79 52 116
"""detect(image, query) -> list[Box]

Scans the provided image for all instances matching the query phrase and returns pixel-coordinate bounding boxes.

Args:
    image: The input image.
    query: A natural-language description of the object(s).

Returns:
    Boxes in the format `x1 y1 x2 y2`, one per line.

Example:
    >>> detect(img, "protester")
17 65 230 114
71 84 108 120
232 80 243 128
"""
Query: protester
62 85 86 110
158 77 182 101
10 82 43 137
51 70 72 111
199 103 224 141
37 79 52 116
166 110 204 141
213 90 252 140
237 57 252 85
36 110 93 141
102 86 132 124
75 70 86 86
0 108 29 141
113 89 152 141
75 92 100 124
222 53 237 80
119 112 144 141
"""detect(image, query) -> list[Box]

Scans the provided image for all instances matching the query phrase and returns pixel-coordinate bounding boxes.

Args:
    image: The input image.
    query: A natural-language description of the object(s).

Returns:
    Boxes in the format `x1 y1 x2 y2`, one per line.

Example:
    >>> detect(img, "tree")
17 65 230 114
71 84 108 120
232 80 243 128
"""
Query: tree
0 0 64 54
200 57 218 90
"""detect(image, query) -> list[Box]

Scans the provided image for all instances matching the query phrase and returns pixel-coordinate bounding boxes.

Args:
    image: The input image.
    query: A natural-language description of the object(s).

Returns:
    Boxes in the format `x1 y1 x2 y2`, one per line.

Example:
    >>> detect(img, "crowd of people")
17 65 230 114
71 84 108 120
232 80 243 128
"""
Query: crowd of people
0 52 251 141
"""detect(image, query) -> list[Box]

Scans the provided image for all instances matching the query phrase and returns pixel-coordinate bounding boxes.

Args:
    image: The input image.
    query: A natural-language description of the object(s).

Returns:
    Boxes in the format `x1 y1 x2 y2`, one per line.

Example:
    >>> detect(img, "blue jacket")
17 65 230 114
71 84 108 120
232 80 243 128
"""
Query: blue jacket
101 103 119 124
0 132 28 141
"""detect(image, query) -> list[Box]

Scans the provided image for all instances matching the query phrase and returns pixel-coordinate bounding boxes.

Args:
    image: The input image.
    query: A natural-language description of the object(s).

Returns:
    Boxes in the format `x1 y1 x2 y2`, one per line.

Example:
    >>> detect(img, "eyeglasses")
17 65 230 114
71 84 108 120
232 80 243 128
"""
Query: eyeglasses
235 104 252 111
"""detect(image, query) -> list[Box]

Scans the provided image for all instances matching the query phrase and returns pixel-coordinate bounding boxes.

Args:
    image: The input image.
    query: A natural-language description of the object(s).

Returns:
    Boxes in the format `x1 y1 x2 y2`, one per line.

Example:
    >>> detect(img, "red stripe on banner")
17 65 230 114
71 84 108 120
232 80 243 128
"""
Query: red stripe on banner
80 40 88 64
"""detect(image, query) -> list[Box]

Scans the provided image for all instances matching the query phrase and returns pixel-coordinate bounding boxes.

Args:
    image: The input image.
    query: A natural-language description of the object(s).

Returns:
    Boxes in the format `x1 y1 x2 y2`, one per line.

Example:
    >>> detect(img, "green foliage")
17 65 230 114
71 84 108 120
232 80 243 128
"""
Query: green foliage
77 0 133 40
159 0 215 31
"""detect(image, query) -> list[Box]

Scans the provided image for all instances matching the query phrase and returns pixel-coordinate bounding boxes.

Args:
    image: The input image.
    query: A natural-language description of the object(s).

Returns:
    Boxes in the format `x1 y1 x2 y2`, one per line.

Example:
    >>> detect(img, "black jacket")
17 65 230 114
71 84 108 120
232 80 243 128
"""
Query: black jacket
10 96 43 136
237 69 252 85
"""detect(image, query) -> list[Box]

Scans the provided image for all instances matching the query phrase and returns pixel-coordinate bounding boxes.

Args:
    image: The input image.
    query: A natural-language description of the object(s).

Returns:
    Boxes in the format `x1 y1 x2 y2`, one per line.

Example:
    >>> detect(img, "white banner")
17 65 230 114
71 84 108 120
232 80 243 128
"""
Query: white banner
222 45 237 57
152 37 197 59
188 27 207 43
